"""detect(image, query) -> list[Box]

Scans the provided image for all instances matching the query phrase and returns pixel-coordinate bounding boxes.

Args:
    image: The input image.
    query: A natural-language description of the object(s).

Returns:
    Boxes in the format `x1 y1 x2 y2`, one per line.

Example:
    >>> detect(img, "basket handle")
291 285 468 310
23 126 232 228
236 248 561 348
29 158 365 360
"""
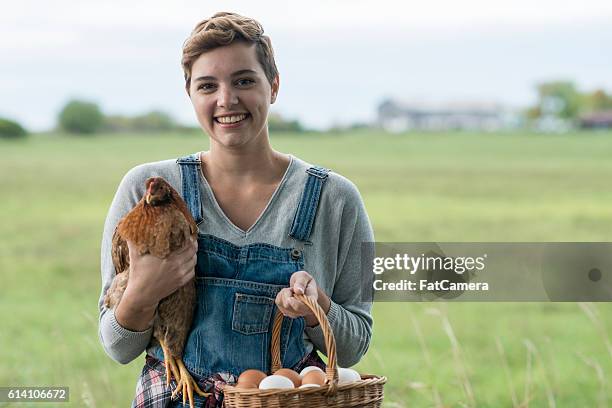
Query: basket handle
271 293 338 394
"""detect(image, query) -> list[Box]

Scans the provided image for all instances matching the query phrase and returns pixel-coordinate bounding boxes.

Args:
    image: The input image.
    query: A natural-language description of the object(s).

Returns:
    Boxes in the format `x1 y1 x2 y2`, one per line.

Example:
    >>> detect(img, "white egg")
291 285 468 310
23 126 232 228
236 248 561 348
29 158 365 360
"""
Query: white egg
299 366 324 378
337 367 361 385
299 383 321 389
258 375 295 390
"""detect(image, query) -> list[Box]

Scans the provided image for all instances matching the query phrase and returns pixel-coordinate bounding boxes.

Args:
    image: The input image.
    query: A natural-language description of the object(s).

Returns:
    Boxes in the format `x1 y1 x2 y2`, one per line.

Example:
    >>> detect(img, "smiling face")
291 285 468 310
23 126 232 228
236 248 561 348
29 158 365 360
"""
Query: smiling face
188 41 279 150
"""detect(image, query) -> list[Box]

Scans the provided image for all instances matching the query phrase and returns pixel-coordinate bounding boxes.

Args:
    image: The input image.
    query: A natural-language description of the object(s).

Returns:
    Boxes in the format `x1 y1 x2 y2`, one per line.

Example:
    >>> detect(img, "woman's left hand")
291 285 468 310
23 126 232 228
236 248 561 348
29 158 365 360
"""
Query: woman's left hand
275 271 322 327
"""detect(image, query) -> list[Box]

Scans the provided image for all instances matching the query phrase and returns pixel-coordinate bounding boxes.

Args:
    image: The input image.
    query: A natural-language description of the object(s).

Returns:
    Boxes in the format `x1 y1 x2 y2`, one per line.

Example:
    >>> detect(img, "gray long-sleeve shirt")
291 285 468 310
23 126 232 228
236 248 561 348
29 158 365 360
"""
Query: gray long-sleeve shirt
98 153 374 368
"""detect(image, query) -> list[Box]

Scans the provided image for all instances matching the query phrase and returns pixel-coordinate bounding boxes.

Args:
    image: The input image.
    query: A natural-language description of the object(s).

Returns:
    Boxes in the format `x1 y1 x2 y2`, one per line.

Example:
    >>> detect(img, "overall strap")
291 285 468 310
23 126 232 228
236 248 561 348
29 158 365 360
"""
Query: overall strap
176 153 204 225
289 166 331 243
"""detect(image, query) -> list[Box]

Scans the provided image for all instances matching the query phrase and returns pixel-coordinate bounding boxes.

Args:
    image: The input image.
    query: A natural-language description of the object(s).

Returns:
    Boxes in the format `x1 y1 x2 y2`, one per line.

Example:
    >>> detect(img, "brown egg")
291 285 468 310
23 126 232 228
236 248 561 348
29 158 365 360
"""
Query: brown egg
302 370 326 386
273 368 302 387
237 369 267 387
235 381 258 389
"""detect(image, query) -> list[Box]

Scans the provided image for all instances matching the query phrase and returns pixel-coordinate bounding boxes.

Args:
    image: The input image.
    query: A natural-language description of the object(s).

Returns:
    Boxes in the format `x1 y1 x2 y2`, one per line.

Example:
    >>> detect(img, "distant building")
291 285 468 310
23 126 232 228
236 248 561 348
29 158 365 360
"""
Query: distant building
377 99 518 132
579 111 612 129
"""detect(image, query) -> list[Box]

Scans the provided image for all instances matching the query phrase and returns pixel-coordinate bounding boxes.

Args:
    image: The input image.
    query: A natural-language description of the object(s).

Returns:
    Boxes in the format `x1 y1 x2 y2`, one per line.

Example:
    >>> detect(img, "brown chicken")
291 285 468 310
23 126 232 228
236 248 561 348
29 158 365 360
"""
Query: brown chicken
104 177 209 408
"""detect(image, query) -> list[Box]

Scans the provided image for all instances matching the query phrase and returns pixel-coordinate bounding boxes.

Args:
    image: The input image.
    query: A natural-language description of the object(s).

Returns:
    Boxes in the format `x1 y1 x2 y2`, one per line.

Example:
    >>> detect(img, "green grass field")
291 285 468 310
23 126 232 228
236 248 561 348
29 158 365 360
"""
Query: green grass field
1 130 611 407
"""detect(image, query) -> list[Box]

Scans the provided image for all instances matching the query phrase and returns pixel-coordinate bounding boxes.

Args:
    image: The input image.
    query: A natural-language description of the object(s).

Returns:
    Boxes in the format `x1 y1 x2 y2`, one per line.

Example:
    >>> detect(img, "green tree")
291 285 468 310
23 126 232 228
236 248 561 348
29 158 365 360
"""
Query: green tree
103 111 177 132
536 81 581 119
102 114 133 132
58 100 104 134
582 89 612 113
0 117 27 138
132 111 176 131
268 113 303 132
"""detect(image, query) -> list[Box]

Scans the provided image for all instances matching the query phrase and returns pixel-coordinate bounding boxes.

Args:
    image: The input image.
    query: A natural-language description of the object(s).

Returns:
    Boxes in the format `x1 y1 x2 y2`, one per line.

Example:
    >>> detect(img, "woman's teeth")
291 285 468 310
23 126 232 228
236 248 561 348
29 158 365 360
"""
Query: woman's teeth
216 114 248 124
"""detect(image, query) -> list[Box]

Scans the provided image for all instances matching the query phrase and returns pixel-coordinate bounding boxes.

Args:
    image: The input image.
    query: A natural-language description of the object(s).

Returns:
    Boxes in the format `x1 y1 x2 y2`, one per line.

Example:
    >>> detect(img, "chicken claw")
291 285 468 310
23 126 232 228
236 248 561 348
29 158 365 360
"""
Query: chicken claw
160 339 180 387
170 359 210 408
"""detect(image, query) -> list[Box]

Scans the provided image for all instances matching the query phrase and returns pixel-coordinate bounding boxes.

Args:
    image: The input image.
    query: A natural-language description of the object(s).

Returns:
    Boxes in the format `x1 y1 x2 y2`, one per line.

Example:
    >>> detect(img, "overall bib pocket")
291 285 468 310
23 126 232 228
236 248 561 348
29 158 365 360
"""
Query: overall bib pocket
231 293 275 335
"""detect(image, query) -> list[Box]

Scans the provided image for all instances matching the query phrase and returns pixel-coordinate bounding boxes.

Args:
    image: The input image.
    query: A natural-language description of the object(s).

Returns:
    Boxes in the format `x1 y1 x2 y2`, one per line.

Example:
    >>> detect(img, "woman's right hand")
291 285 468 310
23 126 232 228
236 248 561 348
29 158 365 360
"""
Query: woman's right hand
125 237 198 308
115 237 198 331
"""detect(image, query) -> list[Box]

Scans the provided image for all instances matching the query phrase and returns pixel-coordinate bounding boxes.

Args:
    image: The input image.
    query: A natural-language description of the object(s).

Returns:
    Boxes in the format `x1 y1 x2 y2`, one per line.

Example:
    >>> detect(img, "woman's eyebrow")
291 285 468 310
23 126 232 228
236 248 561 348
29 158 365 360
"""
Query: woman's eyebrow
231 69 257 76
193 76 216 82
193 69 258 82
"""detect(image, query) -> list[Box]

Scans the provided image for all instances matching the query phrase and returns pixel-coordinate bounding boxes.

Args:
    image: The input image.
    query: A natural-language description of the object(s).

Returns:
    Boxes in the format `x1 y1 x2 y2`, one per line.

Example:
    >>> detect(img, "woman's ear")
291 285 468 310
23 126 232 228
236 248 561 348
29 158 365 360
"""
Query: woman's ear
271 75 280 104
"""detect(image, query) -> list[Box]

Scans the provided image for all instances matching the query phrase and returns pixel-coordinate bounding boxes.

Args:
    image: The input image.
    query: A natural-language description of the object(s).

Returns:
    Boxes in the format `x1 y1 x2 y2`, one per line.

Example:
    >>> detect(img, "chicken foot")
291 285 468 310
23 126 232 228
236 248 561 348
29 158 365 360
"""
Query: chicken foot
170 358 210 408
160 339 181 387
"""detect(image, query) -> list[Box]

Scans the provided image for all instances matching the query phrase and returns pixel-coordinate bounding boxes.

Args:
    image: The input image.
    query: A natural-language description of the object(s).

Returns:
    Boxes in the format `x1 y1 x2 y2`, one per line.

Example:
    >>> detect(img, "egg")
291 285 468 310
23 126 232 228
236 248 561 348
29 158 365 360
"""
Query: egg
237 369 267 387
337 367 361 385
299 366 324 378
235 381 258 389
273 368 301 387
258 375 295 390
301 370 326 386
299 383 321 389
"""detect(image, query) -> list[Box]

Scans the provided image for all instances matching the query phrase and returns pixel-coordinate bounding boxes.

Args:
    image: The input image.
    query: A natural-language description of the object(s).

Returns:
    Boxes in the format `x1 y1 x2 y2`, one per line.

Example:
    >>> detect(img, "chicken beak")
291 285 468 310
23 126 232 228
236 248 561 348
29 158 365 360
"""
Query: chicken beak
145 194 151 204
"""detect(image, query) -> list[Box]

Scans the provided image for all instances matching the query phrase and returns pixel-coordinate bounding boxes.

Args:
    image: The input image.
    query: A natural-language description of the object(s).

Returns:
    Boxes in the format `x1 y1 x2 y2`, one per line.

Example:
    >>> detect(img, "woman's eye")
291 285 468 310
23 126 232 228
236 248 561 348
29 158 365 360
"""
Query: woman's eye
197 83 216 91
236 78 255 87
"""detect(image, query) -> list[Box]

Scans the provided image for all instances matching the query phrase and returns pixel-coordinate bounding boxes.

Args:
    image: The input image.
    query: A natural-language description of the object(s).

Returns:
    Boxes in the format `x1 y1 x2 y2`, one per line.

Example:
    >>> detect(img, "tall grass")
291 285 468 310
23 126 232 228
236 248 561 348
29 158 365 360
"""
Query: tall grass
1 131 612 406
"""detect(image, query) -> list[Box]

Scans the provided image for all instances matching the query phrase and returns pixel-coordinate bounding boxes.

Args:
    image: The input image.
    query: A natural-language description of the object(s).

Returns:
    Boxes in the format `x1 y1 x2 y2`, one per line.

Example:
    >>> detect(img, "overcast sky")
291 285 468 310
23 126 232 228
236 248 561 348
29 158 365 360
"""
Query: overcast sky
2 0 612 131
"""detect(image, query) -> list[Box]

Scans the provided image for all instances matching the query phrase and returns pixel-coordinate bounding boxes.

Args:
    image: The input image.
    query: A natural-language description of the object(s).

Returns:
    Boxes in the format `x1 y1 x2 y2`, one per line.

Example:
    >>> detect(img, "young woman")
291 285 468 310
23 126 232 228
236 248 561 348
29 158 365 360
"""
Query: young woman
98 12 374 407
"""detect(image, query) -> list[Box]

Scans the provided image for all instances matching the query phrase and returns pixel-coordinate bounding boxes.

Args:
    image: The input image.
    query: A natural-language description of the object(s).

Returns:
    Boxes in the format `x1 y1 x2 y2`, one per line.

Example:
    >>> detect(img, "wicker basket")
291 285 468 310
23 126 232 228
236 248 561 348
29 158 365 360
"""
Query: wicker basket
223 293 386 407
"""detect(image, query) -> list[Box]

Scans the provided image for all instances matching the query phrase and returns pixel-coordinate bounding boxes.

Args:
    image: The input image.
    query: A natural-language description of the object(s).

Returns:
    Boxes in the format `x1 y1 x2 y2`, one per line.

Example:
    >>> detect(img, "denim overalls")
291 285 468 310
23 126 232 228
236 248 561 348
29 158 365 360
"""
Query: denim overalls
149 153 329 405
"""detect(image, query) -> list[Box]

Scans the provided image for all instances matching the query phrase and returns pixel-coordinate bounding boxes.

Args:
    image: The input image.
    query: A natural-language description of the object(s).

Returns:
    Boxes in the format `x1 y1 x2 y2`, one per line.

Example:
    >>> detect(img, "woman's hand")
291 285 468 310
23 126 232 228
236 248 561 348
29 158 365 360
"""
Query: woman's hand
126 237 198 307
115 237 197 331
275 271 330 327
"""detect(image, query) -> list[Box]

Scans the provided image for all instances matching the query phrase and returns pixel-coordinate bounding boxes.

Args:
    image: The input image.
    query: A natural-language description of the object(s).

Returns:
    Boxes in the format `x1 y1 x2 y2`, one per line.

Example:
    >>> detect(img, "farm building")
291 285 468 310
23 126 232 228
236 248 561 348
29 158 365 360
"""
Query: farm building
377 99 517 132
579 110 612 129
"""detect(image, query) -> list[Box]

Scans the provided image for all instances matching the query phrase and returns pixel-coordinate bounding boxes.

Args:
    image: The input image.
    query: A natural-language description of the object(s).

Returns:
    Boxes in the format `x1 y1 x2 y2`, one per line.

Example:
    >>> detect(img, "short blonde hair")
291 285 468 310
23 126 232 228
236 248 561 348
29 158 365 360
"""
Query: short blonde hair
182 12 278 93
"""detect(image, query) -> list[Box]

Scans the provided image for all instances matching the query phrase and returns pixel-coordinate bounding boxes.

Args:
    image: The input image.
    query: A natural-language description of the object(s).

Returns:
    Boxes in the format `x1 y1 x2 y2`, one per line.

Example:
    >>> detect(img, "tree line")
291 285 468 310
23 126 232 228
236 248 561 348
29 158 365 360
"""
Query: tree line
1 99 304 138
526 81 612 120
3 82 612 138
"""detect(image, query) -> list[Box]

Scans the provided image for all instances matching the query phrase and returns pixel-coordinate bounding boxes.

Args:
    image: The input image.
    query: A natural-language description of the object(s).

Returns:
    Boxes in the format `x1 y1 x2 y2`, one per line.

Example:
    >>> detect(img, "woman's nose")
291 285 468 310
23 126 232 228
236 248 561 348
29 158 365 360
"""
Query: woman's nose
217 85 238 108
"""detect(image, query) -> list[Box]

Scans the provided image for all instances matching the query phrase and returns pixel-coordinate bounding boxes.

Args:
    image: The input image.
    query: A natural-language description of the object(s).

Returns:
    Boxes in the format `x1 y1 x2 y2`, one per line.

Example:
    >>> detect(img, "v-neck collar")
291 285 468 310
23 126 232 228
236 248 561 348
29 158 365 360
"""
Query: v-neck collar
196 152 295 236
